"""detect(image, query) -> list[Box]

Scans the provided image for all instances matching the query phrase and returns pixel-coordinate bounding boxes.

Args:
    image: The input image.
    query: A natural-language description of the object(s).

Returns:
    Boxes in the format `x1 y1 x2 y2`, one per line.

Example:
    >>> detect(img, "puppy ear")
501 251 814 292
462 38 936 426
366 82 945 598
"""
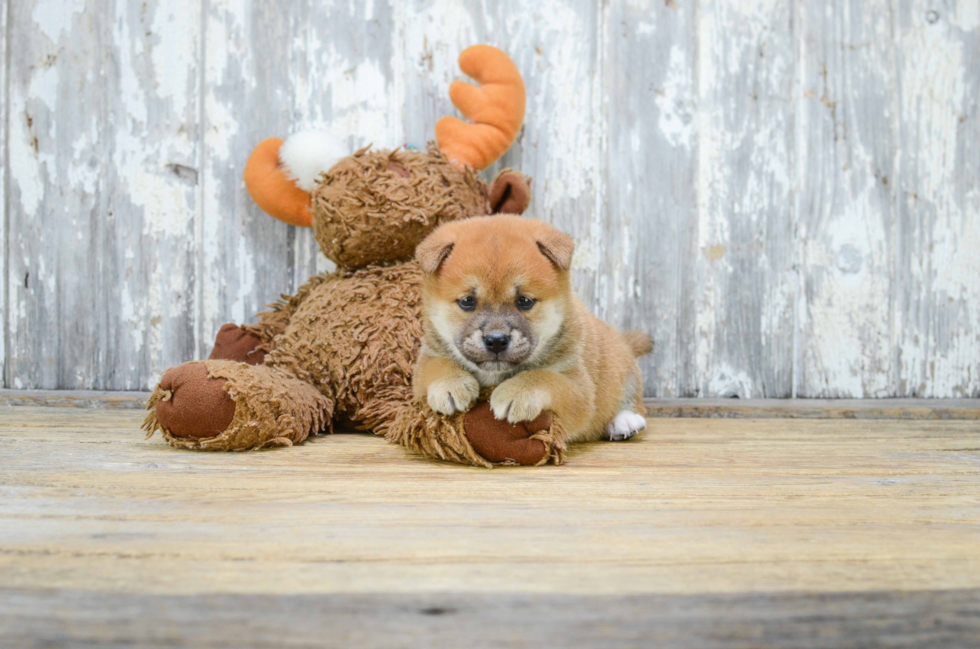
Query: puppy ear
488 169 532 215
536 228 575 271
416 229 456 274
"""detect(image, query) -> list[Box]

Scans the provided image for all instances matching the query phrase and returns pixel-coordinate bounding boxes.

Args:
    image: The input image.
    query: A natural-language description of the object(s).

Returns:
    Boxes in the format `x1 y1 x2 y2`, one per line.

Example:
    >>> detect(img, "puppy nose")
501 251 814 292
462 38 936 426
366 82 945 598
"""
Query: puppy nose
483 333 510 354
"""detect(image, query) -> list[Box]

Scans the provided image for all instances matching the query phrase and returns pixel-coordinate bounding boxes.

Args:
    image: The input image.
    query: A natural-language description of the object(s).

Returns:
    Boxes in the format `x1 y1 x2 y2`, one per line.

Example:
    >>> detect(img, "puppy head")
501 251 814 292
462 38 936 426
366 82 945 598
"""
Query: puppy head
416 215 574 378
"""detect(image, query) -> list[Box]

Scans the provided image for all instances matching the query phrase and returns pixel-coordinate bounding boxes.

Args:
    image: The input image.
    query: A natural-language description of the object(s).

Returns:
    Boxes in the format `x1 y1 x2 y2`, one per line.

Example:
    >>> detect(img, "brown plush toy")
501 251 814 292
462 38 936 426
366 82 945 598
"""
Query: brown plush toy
143 45 568 467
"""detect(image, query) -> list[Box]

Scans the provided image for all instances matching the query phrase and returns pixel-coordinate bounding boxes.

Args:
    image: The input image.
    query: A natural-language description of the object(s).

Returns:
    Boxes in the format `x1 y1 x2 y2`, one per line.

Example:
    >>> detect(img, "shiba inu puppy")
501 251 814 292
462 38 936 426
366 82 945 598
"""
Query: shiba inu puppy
413 215 652 443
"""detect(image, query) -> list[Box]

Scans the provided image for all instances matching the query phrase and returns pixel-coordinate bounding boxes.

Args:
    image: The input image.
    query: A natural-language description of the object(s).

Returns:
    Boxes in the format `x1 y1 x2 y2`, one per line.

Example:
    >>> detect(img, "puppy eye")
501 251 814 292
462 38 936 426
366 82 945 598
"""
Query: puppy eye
457 296 477 311
516 296 536 311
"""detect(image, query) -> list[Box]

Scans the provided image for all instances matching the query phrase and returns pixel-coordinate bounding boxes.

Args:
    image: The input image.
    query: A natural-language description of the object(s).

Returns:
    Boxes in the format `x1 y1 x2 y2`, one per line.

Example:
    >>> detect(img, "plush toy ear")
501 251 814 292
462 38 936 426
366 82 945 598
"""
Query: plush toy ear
489 169 532 215
416 229 456 274
536 228 575 271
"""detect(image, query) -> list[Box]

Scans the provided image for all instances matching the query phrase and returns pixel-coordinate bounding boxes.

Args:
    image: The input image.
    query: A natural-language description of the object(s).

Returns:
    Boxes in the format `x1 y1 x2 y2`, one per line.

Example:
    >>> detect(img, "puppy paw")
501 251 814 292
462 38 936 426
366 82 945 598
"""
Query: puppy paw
490 381 549 424
427 374 480 416
606 410 647 441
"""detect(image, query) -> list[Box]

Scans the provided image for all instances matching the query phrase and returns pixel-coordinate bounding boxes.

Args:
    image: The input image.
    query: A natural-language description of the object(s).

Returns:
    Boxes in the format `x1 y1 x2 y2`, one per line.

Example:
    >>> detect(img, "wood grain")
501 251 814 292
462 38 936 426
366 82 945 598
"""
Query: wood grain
894 0 980 398
643 397 980 419
0 0 6 389
3 390 980 418
695 0 798 398
1 1 978 398
1 406 979 645
0 389 152 409
797 0 898 398
2 407 979 597
2 588 978 648
6 1 202 390
602 0 698 398
7 1 106 389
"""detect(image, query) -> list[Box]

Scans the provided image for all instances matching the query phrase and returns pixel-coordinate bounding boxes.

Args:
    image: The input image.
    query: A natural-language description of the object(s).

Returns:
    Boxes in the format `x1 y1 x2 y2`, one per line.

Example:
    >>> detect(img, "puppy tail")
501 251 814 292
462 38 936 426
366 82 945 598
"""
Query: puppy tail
623 331 653 357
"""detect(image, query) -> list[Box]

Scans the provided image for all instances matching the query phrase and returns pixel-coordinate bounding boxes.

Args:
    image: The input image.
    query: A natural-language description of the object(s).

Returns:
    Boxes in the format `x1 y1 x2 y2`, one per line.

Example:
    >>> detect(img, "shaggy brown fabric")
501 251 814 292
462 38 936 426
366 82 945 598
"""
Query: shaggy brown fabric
310 145 491 269
209 323 266 364
242 274 333 346
387 388 567 468
153 363 236 439
263 263 423 429
387 402 492 468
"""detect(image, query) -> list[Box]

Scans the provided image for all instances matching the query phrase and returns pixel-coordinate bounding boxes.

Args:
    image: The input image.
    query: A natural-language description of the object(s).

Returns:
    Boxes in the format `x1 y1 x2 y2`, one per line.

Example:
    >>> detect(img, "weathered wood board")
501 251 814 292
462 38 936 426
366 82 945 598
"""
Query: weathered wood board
3 588 979 648
797 0 898 398
1 407 979 645
4 389 980 419
2 0 978 397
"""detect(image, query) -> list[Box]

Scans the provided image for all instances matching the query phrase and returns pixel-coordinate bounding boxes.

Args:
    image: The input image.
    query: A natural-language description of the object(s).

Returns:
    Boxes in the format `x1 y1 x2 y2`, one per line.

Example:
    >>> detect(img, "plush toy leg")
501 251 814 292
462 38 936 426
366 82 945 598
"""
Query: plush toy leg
386 391 567 468
143 360 332 451
209 323 267 365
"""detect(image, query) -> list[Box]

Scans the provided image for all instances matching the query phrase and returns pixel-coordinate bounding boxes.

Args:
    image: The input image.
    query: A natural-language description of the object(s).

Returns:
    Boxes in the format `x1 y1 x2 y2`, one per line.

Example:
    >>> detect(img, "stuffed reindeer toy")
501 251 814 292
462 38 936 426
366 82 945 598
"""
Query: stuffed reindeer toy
144 45 569 467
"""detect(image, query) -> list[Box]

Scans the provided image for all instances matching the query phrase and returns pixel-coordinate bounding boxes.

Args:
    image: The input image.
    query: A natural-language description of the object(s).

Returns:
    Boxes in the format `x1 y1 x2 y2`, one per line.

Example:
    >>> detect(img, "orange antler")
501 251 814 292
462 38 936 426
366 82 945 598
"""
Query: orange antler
243 138 314 228
435 45 526 171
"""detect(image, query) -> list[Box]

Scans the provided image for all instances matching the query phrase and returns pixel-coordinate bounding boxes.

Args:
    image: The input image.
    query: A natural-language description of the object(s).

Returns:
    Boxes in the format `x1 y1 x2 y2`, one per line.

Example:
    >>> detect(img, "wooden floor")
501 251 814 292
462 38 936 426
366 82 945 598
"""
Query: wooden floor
1 405 979 647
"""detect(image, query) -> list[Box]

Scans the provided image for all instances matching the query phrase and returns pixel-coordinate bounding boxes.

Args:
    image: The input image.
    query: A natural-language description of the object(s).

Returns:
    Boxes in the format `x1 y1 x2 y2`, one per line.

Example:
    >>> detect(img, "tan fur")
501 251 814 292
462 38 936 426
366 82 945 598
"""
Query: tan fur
623 330 654 357
415 215 650 443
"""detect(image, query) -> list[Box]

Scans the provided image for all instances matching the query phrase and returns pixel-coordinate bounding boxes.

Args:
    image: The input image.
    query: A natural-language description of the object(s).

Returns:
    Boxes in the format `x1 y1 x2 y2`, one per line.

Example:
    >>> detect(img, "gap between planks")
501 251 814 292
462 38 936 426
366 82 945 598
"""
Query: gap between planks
0 390 979 419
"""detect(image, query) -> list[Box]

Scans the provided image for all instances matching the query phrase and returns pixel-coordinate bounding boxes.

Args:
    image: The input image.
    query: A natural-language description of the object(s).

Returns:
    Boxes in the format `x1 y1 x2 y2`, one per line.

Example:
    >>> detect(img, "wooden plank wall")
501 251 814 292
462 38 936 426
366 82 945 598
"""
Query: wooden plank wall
2 0 978 397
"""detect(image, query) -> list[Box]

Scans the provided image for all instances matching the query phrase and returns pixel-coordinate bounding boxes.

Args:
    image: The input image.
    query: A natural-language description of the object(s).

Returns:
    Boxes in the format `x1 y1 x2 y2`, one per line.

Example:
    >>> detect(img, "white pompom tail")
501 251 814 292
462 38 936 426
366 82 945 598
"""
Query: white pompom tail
278 130 348 192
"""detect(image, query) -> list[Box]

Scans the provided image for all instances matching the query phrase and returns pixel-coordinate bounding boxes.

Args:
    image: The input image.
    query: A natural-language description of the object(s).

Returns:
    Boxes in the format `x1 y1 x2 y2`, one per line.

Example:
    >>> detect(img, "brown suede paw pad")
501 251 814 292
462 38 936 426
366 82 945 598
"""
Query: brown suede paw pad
155 364 236 439
463 402 552 465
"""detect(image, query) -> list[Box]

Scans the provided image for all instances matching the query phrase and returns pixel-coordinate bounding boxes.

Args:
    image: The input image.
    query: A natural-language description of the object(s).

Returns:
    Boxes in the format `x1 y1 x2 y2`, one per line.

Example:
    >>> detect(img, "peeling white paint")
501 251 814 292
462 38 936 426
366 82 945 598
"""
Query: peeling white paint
953 0 980 30
896 1 979 398
532 0 599 208
0 0 5 384
150 1 197 106
900 24 966 207
655 46 694 150
707 364 754 399
328 58 392 144
3 0 977 398
31 0 86 42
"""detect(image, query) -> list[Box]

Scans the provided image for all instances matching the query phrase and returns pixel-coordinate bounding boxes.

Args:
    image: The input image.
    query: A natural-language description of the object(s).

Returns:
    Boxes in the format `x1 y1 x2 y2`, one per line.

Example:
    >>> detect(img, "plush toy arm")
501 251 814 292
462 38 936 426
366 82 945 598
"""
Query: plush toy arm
385 388 566 467
435 45 525 170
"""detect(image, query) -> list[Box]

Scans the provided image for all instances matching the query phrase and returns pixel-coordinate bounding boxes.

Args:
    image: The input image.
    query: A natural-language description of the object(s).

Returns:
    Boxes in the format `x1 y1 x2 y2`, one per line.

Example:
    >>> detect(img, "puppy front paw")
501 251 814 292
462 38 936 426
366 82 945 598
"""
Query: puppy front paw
490 381 549 424
427 374 480 416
